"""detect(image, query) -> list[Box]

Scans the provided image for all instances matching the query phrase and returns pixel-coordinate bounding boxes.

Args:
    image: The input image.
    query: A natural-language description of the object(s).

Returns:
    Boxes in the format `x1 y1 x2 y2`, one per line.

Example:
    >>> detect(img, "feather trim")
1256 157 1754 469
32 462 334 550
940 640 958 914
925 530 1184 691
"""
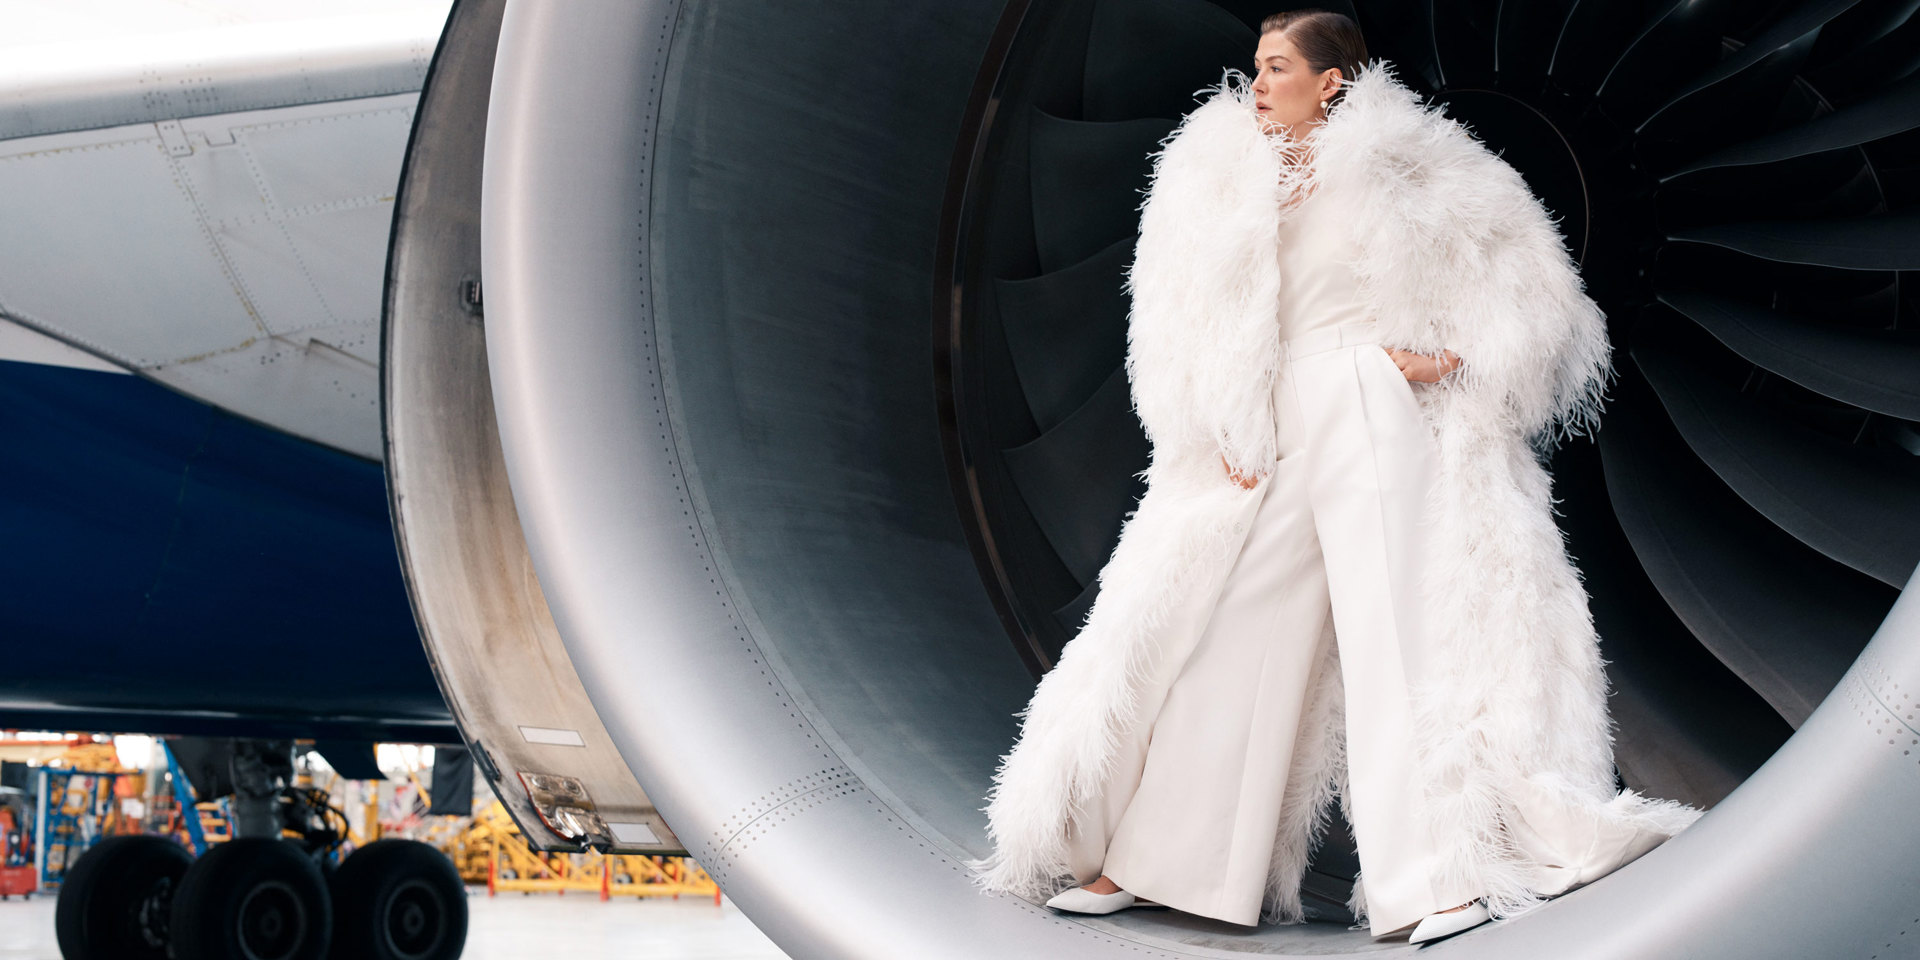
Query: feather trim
966 57 1706 925
964 470 1263 899
1122 69 1321 482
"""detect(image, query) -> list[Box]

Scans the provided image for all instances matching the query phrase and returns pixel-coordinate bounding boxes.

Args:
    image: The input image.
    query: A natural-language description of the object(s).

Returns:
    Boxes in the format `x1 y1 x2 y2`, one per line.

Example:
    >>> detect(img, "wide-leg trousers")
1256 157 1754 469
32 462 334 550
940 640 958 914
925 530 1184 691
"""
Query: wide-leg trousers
1068 319 1483 935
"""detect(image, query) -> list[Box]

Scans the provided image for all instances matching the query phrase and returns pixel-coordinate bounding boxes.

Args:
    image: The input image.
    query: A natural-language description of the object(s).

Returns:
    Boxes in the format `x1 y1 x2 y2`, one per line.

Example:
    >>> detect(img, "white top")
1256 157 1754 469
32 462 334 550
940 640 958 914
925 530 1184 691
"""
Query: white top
1273 173 1371 340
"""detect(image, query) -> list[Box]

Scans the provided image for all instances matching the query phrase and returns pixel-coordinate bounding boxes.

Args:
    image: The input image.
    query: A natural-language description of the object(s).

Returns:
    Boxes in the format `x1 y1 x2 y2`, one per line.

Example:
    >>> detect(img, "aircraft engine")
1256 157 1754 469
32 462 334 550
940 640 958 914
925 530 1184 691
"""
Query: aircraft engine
386 0 1920 956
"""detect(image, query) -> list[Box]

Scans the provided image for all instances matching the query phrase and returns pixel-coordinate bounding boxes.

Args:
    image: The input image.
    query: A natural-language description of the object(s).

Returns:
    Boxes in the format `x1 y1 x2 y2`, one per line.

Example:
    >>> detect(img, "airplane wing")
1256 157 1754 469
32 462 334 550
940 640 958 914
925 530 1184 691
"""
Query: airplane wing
0 2 451 459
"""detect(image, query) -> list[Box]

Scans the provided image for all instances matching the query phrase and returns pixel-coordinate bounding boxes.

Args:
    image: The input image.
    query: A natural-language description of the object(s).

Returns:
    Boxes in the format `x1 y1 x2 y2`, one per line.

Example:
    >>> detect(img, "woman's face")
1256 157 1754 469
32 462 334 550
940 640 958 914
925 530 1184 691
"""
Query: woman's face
1251 31 1341 137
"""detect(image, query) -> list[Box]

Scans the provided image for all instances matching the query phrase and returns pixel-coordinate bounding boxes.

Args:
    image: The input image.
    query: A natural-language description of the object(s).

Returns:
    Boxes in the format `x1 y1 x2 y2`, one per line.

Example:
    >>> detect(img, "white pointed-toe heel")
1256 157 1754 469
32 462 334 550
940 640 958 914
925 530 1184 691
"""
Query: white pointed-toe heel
1407 899 1492 944
1044 885 1138 915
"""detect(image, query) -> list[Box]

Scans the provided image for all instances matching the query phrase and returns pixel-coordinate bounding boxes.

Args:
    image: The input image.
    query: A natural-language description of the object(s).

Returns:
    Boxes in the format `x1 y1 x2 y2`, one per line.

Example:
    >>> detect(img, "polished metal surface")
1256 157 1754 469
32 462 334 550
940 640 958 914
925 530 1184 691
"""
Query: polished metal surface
477 3 1136 957
382 0 678 855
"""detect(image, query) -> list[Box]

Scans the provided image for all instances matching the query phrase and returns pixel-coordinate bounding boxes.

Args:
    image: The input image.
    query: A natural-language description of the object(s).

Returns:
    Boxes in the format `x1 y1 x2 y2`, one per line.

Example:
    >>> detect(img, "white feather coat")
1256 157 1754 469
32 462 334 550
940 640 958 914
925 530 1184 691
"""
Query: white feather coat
966 59 1706 927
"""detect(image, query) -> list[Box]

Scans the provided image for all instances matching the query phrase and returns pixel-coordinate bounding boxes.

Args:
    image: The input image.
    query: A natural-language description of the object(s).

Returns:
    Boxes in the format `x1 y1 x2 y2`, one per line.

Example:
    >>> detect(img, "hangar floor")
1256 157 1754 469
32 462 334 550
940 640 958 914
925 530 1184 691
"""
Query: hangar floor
0 889 792 960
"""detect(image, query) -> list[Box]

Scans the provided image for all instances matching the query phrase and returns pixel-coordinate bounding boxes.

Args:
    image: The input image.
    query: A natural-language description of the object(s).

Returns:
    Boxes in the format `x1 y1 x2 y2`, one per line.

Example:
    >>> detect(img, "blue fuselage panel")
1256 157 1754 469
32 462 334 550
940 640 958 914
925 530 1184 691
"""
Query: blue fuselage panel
0 359 452 740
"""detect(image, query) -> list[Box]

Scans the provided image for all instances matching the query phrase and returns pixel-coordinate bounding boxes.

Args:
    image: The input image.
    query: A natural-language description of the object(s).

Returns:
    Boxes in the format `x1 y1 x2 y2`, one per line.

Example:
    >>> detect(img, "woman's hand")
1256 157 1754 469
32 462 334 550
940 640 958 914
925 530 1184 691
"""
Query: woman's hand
1383 346 1462 383
1221 453 1261 490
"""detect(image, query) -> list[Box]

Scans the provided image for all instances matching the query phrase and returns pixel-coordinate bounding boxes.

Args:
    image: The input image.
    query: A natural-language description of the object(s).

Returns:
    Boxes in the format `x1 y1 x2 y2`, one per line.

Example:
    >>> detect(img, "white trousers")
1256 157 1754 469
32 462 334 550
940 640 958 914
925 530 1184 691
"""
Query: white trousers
1068 319 1481 935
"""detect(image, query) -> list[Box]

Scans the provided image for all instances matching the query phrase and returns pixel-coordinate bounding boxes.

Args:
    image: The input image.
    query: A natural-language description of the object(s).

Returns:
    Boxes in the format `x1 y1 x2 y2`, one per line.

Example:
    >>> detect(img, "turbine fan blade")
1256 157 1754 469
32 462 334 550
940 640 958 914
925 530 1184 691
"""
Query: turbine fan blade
1028 108 1170 273
1668 213 1920 270
994 237 1133 432
1431 0 1497 88
1661 72 1920 179
1635 27 1821 150
1495 0 1580 82
1579 0 1733 102
1656 287 1920 419
1554 439 1796 805
1051 575 1100 637
1809 13 1920 101
1002 366 1147 585
1354 0 1443 89
1636 320 1920 586
1598 361 1896 729
1081 0 1251 123
1632 0 1864 130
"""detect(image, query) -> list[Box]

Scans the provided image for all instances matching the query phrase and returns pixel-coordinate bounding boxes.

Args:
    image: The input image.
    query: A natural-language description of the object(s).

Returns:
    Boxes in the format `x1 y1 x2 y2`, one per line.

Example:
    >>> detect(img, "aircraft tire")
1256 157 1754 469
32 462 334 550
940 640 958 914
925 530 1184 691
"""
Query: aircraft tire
54 834 192 960
328 839 467 960
169 838 331 960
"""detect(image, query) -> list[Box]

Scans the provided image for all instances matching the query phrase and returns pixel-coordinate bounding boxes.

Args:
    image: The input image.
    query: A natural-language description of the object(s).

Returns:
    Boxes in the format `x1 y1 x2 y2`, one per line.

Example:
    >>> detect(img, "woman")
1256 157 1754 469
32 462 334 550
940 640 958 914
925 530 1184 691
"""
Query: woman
965 9 1706 945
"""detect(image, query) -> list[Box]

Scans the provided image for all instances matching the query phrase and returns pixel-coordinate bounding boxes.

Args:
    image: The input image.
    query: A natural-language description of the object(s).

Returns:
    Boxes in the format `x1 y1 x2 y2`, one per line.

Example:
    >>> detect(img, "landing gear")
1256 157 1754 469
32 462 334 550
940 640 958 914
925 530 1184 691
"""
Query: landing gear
55 836 468 960
330 839 469 960
169 838 332 960
53 835 192 960
53 739 469 960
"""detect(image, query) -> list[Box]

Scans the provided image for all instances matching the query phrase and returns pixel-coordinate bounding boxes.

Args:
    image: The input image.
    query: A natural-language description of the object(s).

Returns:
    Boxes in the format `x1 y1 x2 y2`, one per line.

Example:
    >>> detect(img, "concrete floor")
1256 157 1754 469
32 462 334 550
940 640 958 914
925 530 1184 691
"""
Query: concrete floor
0 888 792 960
